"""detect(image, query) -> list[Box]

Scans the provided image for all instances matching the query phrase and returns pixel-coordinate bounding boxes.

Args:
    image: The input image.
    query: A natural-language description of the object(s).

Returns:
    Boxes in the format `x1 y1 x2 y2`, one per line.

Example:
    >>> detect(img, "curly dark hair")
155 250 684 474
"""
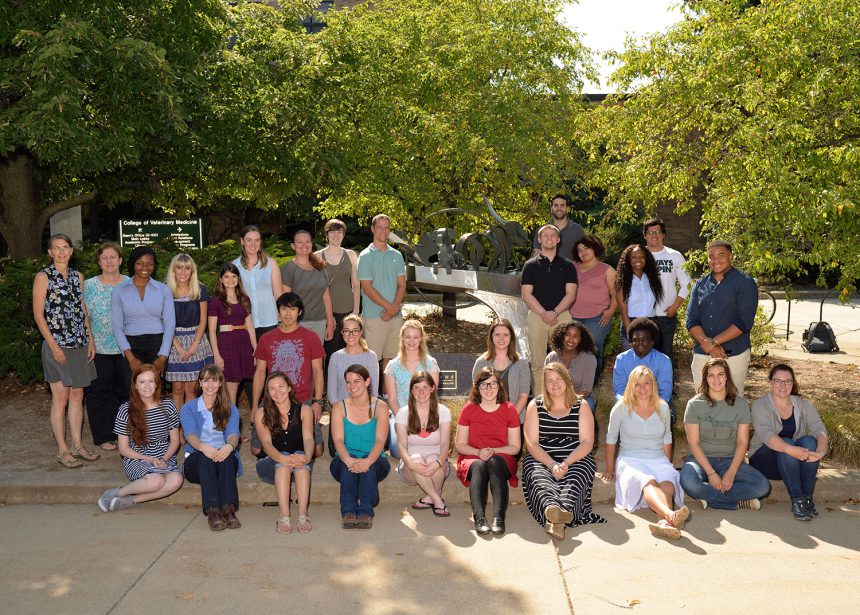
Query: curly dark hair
571 234 605 263
627 317 660 342
615 244 663 304
549 320 597 355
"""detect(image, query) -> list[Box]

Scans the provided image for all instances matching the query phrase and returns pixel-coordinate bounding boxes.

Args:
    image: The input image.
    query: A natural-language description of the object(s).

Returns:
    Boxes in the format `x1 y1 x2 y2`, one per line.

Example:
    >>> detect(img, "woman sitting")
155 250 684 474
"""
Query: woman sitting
680 358 770 510
254 372 315 534
603 366 688 540
179 365 241 531
545 320 598 417
471 318 530 422
98 364 183 511
395 371 452 517
455 367 521 537
522 363 605 541
330 364 391 529
749 363 828 521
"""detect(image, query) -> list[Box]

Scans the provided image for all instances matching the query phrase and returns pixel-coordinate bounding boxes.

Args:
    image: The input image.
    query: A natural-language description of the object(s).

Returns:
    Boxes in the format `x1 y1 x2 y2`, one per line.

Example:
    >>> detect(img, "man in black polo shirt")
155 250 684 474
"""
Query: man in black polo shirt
521 224 578 390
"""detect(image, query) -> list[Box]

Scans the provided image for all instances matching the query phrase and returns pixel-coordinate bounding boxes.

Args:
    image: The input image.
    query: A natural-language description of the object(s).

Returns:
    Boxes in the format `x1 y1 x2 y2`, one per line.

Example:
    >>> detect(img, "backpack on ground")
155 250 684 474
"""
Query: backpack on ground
801 321 839 353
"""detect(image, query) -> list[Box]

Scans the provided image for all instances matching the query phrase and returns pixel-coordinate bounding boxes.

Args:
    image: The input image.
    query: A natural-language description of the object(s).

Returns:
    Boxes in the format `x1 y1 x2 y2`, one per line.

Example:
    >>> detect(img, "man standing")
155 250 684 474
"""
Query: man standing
686 240 757 396
643 218 691 365
532 194 585 262
357 214 406 383
522 224 578 391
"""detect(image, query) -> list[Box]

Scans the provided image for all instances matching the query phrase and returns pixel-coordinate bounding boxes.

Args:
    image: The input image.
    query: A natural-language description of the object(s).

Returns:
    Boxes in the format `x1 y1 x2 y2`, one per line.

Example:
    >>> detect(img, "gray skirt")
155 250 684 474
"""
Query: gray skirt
42 341 97 388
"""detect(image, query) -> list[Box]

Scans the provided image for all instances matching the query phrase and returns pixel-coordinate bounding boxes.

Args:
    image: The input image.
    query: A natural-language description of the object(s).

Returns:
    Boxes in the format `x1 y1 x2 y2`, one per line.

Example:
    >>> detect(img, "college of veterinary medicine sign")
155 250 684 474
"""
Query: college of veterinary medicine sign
119 219 204 250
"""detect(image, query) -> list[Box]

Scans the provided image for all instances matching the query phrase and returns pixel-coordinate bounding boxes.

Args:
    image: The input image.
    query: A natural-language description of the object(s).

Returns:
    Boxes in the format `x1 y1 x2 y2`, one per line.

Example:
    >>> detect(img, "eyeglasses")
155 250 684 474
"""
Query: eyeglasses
645 230 664 236
343 329 361 336
478 381 499 390
771 378 793 386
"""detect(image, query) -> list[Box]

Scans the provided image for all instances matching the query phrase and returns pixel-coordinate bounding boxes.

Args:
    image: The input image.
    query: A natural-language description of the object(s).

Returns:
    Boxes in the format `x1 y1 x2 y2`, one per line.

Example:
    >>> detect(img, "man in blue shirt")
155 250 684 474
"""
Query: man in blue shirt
613 318 673 414
686 240 757 396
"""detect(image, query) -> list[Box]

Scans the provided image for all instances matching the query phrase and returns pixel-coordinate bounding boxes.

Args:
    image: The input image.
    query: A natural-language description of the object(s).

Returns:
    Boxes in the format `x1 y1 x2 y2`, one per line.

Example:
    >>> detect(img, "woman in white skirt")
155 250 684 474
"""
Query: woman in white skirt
602 365 689 539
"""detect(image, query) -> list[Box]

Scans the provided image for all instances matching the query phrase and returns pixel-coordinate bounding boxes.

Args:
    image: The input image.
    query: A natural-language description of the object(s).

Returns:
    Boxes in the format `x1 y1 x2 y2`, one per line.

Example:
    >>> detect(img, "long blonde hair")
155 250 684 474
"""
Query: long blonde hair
397 319 429 365
620 365 662 416
541 362 577 409
166 253 201 300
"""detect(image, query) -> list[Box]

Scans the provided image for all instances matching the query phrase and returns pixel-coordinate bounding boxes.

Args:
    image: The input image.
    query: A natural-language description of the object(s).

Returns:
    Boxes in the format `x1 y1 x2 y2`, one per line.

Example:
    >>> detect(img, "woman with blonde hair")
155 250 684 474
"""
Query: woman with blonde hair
603 366 687 539
522 363 604 541
165 253 214 408
383 319 439 459
471 318 530 422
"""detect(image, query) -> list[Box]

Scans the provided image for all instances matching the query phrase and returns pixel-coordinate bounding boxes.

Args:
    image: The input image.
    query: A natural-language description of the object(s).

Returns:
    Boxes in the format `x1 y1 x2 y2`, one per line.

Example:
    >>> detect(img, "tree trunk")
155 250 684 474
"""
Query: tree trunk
0 152 43 258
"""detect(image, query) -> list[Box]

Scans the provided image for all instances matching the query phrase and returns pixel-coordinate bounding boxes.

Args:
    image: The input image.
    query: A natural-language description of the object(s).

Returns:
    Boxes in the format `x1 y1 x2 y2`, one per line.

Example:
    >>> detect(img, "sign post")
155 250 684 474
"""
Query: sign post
119 219 204 250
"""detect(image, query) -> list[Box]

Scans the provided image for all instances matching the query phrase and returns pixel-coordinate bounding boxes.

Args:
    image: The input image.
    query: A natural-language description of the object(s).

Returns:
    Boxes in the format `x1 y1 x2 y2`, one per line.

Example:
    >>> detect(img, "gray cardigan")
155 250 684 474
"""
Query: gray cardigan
472 356 531 421
749 393 827 457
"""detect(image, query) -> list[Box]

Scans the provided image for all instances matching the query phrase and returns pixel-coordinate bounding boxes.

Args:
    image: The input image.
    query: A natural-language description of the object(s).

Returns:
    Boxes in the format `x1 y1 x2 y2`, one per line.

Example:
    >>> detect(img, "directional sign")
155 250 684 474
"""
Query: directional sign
119 219 204 250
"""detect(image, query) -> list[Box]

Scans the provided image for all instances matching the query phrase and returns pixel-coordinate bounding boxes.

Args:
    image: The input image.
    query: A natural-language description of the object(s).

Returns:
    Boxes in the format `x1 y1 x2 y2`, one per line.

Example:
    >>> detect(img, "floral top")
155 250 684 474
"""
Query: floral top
42 264 88 348
384 356 439 410
84 275 129 354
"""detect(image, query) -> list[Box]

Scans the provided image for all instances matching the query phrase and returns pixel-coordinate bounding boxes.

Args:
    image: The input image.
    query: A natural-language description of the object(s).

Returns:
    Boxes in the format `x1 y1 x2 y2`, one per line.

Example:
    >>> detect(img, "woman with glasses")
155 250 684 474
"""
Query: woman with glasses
326 314 379 405
749 363 828 521
455 367 521 536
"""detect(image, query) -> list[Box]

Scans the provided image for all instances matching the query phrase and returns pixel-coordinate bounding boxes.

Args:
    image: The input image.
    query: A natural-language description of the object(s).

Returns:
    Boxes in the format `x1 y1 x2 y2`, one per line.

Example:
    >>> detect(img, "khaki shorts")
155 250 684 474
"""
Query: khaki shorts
363 315 403 359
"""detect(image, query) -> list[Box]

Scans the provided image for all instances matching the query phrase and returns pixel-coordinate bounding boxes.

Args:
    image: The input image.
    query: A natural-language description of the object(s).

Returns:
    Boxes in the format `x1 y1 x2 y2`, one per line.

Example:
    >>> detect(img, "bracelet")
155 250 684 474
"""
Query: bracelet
436 460 442 468
226 442 235 451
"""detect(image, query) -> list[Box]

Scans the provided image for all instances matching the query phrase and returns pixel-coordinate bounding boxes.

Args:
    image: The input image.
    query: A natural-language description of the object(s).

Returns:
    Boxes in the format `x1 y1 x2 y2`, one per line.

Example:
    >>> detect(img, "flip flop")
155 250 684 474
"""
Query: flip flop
433 504 450 518
98 442 118 451
411 498 433 510
276 516 292 534
297 516 312 533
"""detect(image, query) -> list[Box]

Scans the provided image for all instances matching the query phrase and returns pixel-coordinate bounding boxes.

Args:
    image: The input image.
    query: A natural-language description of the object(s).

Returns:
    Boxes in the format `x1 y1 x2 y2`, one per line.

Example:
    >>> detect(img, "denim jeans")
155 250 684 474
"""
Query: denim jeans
330 455 391 517
386 412 401 459
578 314 611 384
183 451 239 512
749 436 819 500
680 455 770 510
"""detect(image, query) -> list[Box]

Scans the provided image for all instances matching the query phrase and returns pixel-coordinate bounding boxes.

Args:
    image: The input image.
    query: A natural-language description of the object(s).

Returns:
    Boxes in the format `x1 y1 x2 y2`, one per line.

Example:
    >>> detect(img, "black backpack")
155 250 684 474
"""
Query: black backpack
801 321 839 353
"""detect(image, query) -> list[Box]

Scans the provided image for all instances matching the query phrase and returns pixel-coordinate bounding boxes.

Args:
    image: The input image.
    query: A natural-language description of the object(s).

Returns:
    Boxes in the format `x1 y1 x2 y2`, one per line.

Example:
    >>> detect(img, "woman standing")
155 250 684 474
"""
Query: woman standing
545 320 598 414
207 263 257 405
395 371 452 517
571 235 616 372
384 319 439 458
522 363 605 541
98 364 184 511
233 225 283 340
111 246 176 376
316 219 360 360
330 364 391 529
680 358 770 510
750 364 828 521
84 241 128 451
165 254 214 409
281 229 335 345
255 372 315 534
603 366 687 540
327 314 379 405
455 367 521 536
615 244 663 351
471 319 530 422
180 365 241 531
33 234 99 468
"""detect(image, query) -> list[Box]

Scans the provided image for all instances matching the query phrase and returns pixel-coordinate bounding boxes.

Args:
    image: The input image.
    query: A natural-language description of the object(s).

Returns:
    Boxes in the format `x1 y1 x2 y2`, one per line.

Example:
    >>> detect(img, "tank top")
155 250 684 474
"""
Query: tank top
570 261 612 319
341 399 381 459
324 249 354 313
42 264 88 347
269 401 305 453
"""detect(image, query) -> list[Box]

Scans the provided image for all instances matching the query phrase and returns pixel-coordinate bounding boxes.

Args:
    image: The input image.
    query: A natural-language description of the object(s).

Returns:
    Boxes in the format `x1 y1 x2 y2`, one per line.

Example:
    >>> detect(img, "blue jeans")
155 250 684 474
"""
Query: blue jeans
386 412 401 459
749 436 819 500
183 451 239 513
680 455 770 510
330 455 391 517
579 314 611 383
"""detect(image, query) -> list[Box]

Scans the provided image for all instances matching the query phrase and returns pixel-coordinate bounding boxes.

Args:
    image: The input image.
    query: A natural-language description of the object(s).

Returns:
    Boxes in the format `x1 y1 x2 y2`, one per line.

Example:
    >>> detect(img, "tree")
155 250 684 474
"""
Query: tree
581 0 859 291
308 0 596 239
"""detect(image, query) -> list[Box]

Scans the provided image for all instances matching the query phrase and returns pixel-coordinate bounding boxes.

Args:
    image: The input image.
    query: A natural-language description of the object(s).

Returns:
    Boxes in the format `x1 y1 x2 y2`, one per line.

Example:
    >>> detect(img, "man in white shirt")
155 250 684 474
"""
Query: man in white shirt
643 218 691 366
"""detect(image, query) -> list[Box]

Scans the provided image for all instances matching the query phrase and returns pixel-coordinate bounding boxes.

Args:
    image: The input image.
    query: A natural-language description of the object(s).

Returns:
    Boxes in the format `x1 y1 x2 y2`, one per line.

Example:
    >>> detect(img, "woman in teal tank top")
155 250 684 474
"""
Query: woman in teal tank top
330 364 391 529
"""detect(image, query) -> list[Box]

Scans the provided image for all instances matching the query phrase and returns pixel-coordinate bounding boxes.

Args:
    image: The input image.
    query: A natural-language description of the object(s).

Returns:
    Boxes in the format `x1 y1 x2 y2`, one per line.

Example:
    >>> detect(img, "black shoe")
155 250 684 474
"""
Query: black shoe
474 515 491 535
791 497 812 521
490 516 505 536
804 497 819 517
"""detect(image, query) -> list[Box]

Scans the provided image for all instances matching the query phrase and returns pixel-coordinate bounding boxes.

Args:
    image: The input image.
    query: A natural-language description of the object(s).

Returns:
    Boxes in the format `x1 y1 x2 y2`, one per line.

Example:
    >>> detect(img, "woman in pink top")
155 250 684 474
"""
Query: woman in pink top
570 235 616 376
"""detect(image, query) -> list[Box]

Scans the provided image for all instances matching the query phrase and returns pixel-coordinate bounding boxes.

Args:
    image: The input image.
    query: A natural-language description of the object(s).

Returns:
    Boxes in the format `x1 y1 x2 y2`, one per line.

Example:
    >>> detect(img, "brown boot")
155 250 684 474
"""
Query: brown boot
222 504 241 529
207 506 226 531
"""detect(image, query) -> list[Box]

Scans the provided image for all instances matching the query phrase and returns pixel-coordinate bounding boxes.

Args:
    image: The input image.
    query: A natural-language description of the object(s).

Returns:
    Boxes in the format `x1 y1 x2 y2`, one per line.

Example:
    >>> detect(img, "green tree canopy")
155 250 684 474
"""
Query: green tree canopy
581 0 859 291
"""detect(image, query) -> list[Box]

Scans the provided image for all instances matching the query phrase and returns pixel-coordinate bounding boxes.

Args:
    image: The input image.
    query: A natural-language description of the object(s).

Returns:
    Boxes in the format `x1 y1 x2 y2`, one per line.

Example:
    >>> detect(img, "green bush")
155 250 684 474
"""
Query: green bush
673 299 775 359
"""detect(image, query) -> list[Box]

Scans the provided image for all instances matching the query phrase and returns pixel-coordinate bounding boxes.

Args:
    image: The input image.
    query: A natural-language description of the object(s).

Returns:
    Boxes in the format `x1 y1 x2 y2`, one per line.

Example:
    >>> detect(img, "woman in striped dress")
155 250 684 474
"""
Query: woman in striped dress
98 363 184 512
522 363 605 541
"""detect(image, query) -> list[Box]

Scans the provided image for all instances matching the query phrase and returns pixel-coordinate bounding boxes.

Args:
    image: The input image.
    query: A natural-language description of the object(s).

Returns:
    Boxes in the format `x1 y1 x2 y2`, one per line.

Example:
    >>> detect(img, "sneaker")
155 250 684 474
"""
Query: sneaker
354 515 372 529
791 498 812 521
737 498 761 510
98 488 120 513
698 499 709 510
109 495 137 511
804 497 819 517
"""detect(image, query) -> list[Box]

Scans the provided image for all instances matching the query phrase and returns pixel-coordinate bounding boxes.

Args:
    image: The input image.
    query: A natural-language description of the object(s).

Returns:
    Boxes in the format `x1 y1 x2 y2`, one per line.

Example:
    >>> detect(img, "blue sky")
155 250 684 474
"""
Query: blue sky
561 0 685 93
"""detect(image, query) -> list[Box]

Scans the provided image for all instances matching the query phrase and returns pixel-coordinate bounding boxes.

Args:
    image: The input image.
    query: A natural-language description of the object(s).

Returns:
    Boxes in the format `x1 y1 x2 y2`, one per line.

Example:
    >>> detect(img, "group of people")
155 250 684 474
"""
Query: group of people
32 200 829 538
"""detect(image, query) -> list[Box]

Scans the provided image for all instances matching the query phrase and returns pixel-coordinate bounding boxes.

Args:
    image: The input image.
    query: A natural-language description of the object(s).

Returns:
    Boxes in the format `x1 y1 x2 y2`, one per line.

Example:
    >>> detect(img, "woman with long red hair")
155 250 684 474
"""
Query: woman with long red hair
98 364 184 512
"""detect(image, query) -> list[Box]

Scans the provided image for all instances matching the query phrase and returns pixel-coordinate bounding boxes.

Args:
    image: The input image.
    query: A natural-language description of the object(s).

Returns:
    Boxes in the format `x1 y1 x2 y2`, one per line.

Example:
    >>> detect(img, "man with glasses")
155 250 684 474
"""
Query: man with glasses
532 194 584 262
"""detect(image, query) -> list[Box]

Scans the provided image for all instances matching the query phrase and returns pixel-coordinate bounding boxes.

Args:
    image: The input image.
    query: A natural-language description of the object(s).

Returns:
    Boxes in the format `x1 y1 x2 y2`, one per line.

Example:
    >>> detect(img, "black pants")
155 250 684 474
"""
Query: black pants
85 354 129 445
122 333 163 391
323 312 349 376
653 315 677 367
466 456 511 520
183 451 239 512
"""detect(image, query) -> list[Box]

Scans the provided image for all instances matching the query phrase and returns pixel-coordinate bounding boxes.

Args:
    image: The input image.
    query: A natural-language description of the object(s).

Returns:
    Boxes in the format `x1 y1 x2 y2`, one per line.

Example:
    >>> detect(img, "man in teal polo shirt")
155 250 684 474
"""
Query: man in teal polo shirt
357 214 406 388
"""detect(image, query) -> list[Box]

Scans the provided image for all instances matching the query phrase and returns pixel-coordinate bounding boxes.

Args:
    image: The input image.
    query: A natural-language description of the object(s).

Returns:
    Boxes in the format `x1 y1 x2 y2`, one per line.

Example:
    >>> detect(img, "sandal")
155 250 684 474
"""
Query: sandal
671 506 690 531
98 442 118 451
74 446 101 462
57 450 83 468
276 516 292 534
411 498 433 510
297 515 312 533
649 519 681 540
433 502 450 518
